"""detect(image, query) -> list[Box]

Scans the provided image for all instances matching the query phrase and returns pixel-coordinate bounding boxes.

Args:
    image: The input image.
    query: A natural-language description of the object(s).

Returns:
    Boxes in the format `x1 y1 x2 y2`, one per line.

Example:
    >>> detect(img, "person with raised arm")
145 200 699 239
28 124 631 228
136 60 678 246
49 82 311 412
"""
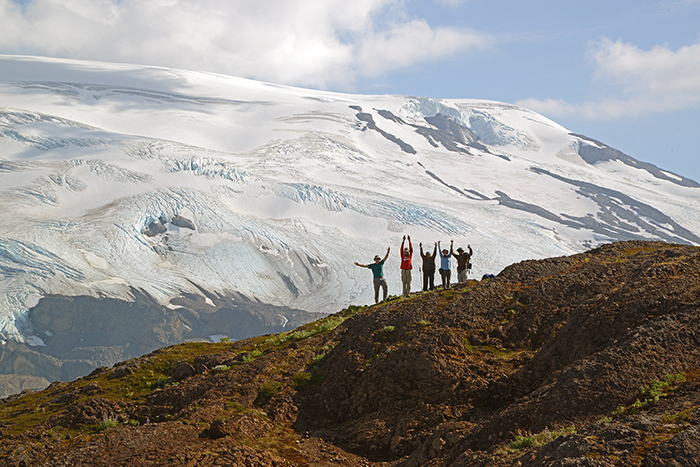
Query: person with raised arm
400 235 413 297
354 247 391 304
420 241 437 291
438 240 454 289
453 244 473 283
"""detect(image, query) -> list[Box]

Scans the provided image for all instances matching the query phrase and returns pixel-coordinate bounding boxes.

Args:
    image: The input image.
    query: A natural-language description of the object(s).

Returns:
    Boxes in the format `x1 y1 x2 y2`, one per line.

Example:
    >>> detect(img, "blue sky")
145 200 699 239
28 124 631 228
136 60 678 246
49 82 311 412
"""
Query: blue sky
1 0 699 182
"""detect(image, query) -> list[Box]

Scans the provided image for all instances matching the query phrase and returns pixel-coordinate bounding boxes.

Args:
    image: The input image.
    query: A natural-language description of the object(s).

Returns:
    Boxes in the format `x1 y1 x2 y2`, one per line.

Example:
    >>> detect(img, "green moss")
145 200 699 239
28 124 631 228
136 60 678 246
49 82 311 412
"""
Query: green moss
623 245 664 256
254 381 282 407
242 349 263 363
441 289 459 299
374 325 396 341
224 401 250 416
94 415 120 433
505 425 576 454
611 372 687 417
290 371 323 391
662 407 694 424
263 305 366 348
463 338 476 355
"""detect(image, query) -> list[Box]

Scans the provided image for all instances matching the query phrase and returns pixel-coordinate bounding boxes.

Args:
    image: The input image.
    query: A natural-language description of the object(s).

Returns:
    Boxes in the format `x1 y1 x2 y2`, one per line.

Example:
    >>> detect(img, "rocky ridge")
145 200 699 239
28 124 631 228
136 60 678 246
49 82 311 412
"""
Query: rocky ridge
1 240 699 466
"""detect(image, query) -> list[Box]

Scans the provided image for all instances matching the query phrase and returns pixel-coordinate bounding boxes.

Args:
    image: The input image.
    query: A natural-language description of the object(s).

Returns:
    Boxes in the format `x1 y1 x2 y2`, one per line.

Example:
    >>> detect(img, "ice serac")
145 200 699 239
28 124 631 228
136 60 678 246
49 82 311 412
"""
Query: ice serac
0 55 699 389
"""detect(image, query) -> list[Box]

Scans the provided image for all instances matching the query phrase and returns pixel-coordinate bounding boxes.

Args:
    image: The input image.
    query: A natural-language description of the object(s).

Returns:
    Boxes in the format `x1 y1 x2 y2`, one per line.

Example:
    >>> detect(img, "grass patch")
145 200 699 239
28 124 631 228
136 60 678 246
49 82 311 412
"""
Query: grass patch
504 425 576 454
374 325 397 342
290 371 324 391
623 245 665 256
662 407 694 424
254 381 282 407
240 424 300 460
242 350 263 363
225 401 247 414
264 305 366 348
310 346 330 364
642 373 686 402
440 289 459 299
612 372 687 417
463 338 477 355
94 415 120 433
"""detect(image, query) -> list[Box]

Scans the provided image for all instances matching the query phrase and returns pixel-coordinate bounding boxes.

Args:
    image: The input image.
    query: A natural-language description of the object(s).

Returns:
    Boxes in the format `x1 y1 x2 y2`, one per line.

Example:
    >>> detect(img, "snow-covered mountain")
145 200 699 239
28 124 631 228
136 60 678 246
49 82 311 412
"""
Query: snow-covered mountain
1 54 700 349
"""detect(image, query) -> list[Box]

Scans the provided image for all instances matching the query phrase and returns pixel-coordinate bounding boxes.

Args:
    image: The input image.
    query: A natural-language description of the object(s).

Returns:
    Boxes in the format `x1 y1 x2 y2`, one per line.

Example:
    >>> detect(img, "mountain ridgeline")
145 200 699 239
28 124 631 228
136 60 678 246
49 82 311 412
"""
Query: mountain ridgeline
1 240 700 466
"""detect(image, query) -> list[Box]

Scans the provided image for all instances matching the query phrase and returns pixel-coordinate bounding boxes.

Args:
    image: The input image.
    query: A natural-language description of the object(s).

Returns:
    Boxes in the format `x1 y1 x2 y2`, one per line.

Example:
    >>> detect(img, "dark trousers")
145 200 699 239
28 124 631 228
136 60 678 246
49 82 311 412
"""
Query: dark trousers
422 269 435 291
439 268 451 288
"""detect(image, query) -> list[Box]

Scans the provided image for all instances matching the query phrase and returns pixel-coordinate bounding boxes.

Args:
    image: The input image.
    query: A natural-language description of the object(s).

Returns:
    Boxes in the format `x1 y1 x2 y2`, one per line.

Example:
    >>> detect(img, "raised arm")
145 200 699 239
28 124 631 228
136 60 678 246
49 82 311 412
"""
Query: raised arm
419 242 424 258
382 247 391 263
468 244 473 256
432 242 437 258
354 261 368 268
408 235 413 254
450 240 455 258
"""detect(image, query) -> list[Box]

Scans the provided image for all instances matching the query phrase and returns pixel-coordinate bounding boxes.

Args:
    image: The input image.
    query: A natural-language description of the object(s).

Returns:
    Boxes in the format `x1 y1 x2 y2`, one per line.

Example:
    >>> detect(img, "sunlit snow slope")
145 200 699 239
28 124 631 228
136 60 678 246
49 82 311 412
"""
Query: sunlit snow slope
1 55 699 344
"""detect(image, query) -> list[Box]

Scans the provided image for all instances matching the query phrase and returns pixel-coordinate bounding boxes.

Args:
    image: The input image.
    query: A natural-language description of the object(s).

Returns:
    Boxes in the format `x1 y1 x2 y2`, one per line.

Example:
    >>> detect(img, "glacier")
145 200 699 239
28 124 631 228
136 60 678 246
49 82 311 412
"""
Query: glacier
1 54 699 348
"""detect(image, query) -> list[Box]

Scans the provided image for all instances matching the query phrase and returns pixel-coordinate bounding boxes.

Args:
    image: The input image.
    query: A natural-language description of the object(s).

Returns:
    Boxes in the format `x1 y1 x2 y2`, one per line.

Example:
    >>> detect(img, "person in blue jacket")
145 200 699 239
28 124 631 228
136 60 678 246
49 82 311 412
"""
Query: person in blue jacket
438 240 453 289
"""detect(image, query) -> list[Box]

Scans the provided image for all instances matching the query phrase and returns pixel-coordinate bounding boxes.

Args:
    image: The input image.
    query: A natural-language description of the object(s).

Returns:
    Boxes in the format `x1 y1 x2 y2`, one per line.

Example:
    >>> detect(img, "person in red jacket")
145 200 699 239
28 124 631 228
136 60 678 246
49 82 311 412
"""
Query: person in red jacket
400 235 413 297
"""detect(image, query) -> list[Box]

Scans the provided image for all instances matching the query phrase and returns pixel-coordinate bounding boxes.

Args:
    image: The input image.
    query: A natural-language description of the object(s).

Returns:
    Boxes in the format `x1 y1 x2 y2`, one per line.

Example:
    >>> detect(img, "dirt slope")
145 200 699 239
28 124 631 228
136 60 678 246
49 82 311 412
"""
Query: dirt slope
1 240 699 466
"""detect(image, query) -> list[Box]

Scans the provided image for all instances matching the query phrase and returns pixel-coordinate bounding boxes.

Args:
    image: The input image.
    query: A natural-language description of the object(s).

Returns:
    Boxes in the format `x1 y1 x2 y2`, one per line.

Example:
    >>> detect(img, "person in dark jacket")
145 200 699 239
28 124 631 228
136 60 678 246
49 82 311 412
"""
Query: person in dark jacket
453 244 473 283
420 242 437 291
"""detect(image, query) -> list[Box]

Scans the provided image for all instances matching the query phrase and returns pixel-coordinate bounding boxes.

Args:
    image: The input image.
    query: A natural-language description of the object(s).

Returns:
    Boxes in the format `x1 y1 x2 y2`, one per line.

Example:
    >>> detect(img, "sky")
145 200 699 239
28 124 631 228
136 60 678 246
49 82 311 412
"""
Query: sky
0 0 699 183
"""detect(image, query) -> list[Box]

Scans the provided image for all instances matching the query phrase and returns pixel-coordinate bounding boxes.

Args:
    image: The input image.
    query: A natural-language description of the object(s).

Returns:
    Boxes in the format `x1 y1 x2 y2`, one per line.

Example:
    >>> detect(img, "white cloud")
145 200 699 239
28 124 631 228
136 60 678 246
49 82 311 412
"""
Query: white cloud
0 0 487 89
518 37 700 120
357 19 486 77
